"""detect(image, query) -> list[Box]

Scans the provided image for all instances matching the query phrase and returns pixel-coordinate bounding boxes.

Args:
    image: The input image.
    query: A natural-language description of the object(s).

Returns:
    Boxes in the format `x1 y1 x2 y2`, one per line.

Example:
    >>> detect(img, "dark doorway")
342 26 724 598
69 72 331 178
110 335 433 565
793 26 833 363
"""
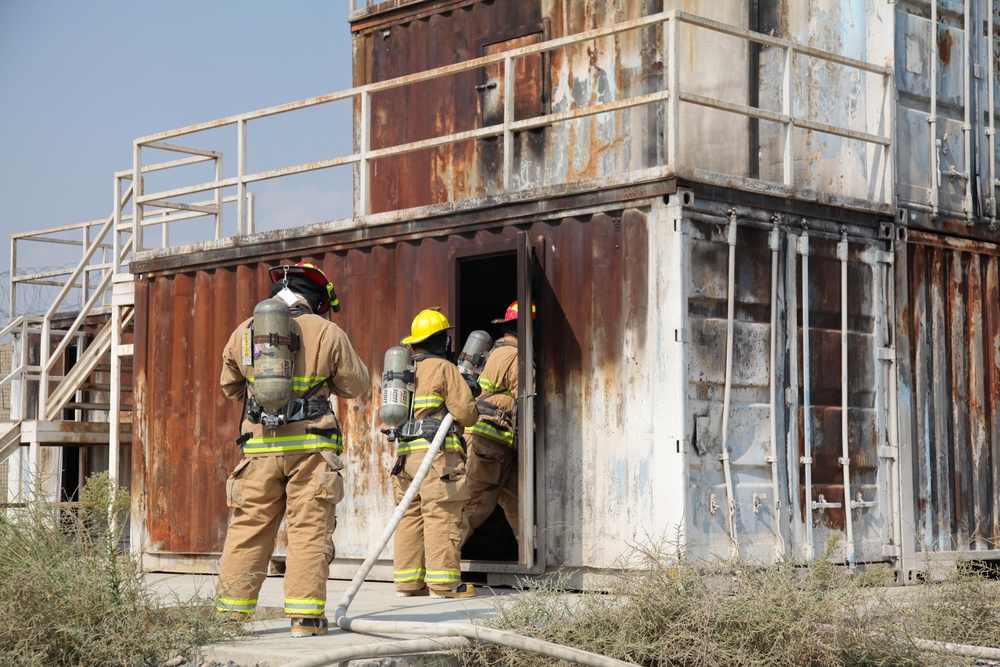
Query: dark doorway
455 252 519 562
455 253 517 345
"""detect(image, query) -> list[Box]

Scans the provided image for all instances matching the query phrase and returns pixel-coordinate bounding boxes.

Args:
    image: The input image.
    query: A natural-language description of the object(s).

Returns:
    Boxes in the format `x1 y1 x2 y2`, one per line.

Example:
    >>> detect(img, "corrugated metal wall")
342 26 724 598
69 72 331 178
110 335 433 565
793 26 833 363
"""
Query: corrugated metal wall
125 0 1000 577
352 0 893 212
894 0 1000 230
133 209 667 567
678 195 895 567
897 230 1000 558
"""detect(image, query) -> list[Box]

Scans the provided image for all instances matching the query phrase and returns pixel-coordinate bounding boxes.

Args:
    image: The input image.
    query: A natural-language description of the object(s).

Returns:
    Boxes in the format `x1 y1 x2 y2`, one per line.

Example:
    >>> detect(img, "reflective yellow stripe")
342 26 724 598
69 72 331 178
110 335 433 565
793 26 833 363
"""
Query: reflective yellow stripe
478 377 512 396
293 376 328 392
243 432 343 454
246 376 327 392
468 420 515 445
425 569 462 583
284 597 325 615
396 434 464 454
394 567 426 583
216 597 257 613
412 394 444 410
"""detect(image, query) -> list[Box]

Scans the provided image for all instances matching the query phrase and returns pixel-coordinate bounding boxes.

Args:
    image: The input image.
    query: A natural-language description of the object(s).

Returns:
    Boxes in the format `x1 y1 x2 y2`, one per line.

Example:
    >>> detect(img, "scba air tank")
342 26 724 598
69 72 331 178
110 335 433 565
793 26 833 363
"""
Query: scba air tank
457 329 493 382
252 299 294 413
380 346 414 429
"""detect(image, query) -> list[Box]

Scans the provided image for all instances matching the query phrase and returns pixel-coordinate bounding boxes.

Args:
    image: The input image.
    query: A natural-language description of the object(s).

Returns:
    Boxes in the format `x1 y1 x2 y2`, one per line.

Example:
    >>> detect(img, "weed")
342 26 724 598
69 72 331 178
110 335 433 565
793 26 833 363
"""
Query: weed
0 473 235 667
462 538 1000 667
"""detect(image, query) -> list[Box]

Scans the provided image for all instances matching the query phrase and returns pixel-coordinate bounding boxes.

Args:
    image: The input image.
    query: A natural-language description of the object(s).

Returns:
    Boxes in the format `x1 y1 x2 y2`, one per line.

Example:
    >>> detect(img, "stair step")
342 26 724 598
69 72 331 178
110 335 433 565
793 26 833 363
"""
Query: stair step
17 420 132 446
63 402 134 412
93 363 134 373
78 382 134 393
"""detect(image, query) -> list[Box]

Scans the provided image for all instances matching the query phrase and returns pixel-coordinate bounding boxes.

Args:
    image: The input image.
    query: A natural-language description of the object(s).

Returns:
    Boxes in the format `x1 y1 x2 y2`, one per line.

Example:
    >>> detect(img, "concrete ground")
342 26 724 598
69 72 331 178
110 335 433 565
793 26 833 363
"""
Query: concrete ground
147 572 517 667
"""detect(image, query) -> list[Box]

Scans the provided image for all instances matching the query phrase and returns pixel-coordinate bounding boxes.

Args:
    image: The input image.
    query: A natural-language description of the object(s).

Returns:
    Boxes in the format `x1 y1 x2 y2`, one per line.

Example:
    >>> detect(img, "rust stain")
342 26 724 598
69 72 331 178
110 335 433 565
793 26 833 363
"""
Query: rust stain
937 27 953 67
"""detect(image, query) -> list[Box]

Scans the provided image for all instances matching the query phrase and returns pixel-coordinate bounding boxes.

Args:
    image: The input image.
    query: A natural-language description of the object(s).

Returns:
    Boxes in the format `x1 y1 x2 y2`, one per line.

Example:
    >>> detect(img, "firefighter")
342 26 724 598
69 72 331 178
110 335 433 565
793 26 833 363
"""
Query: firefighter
391 308 479 598
216 261 369 638
459 300 534 547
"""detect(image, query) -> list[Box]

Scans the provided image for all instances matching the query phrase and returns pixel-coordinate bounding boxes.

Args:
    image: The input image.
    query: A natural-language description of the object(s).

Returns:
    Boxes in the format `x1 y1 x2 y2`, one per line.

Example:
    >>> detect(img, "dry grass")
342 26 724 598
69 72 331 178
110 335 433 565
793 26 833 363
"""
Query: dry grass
462 539 1000 667
0 473 237 667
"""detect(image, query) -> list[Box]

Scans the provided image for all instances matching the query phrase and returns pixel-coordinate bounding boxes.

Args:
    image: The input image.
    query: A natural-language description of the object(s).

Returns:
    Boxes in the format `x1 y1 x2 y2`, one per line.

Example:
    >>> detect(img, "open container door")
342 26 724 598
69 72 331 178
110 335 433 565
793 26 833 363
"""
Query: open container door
517 230 541 570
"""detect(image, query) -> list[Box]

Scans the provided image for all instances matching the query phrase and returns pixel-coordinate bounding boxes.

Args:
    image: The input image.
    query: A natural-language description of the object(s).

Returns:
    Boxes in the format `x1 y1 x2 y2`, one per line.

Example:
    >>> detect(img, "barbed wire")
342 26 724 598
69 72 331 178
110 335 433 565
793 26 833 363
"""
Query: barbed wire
0 266 89 337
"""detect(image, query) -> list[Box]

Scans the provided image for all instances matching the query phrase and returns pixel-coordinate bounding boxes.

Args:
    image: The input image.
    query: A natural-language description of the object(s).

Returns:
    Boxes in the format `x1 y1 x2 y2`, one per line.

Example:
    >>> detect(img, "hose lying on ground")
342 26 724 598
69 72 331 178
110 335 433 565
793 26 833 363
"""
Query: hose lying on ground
284 414 639 667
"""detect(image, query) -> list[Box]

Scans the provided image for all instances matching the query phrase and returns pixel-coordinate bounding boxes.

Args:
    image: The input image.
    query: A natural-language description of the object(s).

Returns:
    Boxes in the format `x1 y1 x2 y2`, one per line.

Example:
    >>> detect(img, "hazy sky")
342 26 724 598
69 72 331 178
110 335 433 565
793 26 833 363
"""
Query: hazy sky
0 0 355 317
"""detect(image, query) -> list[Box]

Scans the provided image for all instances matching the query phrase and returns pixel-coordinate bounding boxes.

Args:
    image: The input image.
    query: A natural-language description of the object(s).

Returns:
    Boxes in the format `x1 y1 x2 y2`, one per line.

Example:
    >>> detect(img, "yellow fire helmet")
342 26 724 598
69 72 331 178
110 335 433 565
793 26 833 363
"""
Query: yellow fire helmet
401 307 454 345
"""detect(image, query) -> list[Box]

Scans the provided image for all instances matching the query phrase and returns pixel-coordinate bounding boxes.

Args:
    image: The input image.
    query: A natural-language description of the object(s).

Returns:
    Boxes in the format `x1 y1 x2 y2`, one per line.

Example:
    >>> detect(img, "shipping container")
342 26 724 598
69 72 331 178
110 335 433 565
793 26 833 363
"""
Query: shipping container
5 0 999 585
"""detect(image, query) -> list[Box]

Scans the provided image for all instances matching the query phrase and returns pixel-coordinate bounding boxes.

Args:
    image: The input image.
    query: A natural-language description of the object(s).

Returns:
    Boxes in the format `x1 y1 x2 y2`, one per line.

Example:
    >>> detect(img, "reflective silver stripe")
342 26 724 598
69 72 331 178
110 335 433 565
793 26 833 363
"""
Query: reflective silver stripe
284 597 325 615
216 597 257 613
468 420 514 445
393 567 426 582
396 434 464 454
243 432 343 454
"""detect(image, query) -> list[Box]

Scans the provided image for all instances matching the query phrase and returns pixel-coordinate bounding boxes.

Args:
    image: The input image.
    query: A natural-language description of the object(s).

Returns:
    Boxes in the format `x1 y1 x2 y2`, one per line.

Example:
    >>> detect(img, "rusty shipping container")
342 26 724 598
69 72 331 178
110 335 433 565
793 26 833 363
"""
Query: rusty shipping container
121 0 999 584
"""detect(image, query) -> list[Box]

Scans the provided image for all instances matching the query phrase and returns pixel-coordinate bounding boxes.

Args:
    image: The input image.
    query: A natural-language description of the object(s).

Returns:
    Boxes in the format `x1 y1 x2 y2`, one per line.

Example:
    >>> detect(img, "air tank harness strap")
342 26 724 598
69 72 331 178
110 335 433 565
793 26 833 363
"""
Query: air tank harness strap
382 368 415 384
457 350 487 368
306 427 341 440
240 377 336 438
476 400 512 428
252 331 301 351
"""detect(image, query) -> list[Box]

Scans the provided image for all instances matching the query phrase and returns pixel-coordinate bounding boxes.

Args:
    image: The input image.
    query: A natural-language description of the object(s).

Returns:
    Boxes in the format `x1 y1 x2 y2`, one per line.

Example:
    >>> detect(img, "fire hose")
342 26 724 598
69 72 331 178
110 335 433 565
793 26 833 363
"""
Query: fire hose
284 414 638 667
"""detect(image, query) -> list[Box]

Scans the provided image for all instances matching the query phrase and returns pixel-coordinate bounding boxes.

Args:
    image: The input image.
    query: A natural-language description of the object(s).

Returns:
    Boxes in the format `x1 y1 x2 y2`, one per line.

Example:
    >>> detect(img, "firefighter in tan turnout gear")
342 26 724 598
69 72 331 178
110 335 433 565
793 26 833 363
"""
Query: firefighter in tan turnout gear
460 300 532 546
216 262 369 637
390 308 479 598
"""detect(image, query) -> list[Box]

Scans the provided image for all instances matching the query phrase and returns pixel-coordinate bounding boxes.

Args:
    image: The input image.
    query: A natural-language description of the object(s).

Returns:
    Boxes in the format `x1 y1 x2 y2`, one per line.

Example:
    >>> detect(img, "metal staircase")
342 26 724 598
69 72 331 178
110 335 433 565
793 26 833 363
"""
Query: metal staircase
0 184 135 505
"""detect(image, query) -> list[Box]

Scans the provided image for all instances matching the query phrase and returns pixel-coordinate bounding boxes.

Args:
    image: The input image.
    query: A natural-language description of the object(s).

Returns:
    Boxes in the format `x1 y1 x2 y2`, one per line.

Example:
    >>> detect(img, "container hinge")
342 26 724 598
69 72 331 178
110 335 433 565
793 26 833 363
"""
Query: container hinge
785 387 797 406
876 250 894 264
675 437 690 454
675 328 689 343
878 445 898 460
812 494 842 511
877 347 896 361
851 491 878 509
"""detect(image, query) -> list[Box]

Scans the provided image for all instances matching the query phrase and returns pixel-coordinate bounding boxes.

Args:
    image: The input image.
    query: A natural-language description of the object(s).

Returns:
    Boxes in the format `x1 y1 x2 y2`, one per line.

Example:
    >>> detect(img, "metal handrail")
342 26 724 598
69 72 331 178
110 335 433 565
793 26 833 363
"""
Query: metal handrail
132 9 894 253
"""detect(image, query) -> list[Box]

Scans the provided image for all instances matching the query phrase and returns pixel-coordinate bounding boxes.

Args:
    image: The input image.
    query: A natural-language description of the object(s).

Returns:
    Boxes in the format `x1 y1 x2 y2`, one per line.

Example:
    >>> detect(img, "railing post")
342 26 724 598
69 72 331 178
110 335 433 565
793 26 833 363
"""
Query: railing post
113 175 123 275
215 153 224 239
247 191 256 235
783 46 794 187
237 118 247 235
9 235 15 320
133 142 144 253
82 224 91 308
39 318 50 419
359 90 371 217
503 54 515 191
666 12 680 166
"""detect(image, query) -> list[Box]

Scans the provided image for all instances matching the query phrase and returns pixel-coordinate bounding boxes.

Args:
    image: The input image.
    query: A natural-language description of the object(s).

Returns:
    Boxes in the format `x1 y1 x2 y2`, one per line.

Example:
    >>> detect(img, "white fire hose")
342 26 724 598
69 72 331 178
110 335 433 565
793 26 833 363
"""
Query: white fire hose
285 414 638 667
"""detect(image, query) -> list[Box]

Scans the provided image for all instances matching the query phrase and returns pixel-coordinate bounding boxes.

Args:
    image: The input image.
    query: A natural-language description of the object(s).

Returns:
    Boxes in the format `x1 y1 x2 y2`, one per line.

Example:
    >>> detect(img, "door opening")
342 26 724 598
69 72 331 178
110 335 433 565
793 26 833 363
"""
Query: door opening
455 253 519 562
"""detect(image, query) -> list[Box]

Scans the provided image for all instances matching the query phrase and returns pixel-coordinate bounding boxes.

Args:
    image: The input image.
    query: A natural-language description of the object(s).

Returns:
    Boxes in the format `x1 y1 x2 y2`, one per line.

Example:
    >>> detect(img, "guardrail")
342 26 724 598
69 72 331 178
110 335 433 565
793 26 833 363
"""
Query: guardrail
130 9 894 257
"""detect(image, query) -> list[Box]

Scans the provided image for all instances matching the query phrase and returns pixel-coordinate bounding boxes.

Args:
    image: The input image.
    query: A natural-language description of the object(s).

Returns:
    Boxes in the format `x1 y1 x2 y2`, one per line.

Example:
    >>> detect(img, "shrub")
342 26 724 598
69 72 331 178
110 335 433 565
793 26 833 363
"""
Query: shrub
0 473 233 667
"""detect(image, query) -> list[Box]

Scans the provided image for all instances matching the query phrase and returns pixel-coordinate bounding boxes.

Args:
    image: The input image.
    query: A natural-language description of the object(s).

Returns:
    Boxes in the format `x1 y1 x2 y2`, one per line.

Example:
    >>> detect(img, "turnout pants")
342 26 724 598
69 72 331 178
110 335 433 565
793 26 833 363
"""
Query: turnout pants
460 433 519 545
392 449 469 594
216 450 344 619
